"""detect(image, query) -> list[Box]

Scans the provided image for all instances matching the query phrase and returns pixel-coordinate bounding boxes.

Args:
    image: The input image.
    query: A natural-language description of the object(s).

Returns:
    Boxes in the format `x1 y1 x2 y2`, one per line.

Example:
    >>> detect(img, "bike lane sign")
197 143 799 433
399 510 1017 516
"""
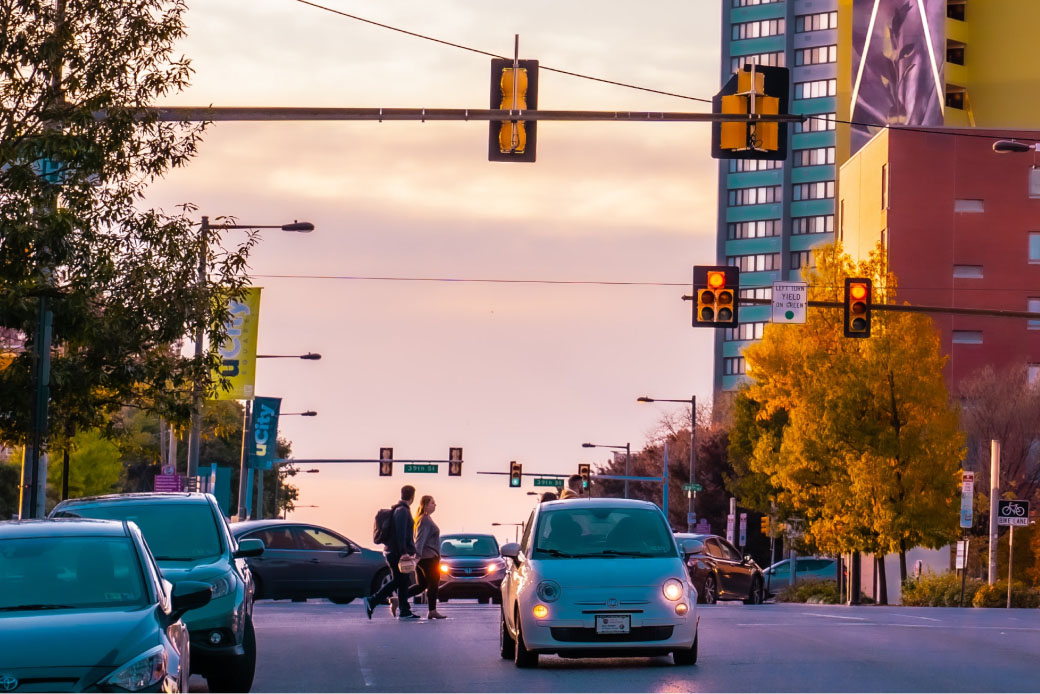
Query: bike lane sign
997 499 1030 527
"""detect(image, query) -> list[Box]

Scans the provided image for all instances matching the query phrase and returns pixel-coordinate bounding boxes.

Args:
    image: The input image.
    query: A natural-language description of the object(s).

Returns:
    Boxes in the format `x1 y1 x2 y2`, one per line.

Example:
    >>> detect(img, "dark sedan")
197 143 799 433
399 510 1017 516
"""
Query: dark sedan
0 518 211 692
675 532 765 604
437 533 506 604
231 520 390 604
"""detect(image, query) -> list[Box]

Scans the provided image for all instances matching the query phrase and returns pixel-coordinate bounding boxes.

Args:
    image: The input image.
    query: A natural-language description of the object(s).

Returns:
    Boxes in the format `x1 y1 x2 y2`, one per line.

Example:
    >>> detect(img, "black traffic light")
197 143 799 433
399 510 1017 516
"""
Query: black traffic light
379 447 393 476
448 447 463 477
843 278 872 338
509 461 523 488
712 64 789 161
693 265 739 327
489 58 538 163
578 463 591 490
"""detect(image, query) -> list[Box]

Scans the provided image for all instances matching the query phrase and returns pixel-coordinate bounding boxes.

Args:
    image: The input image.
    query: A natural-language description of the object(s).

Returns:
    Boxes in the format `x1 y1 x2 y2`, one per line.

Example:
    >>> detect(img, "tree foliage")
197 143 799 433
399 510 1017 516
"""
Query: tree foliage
733 243 964 559
46 428 122 503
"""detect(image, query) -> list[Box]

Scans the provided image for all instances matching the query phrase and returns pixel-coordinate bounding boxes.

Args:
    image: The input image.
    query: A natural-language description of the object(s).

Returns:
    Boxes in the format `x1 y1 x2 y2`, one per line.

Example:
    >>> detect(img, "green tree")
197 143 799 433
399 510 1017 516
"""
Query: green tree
736 243 964 596
46 428 122 505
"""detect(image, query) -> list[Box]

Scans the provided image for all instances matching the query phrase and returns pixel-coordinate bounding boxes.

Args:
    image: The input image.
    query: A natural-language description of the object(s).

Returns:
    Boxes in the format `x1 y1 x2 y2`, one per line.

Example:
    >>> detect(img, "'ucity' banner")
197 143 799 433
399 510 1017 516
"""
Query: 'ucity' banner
247 396 282 469
212 287 262 400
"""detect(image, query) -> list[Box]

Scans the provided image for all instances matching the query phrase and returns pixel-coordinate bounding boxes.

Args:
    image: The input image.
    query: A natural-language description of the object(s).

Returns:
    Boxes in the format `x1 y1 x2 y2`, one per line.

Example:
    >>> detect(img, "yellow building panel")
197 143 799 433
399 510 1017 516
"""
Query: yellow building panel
838 128 889 263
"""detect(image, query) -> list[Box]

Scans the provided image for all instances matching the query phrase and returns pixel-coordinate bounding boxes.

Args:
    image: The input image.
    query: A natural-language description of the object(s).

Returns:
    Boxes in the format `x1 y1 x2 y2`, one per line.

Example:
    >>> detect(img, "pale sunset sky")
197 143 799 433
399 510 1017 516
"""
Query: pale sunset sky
146 0 724 546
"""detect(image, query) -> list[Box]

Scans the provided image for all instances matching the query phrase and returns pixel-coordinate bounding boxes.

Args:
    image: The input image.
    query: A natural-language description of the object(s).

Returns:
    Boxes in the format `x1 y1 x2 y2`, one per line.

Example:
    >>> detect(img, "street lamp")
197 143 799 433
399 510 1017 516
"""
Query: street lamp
638 396 697 532
992 139 1036 154
492 522 524 542
284 503 319 520
257 353 322 360
582 442 629 498
186 216 314 481
282 411 318 417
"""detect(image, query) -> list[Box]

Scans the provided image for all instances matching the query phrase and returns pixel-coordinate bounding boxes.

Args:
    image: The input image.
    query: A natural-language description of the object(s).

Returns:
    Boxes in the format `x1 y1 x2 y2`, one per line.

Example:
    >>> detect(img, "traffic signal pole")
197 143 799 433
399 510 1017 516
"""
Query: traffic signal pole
684 296 1040 322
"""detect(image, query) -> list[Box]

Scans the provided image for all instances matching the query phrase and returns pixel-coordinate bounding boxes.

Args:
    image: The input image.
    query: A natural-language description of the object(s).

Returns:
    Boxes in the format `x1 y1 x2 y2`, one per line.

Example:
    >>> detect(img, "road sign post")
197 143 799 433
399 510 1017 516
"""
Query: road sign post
738 513 747 548
403 463 439 473
960 471 974 528
772 282 807 324
534 478 563 488
997 498 1029 608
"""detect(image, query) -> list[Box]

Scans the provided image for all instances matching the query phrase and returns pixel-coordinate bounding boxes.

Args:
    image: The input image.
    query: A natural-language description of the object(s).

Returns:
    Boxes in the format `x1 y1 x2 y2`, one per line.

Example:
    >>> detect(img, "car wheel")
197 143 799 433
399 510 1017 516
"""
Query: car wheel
673 633 698 666
205 617 256 692
477 596 491 605
701 574 717 604
744 577 764 605
499 609 516 659
513 609 538 668
328 596 354 605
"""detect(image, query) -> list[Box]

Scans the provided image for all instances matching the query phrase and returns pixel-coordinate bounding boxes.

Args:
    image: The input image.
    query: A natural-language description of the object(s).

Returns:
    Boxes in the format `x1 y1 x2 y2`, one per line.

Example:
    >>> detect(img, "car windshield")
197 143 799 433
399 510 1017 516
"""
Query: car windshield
0 536 147 612
532 507 676 558
441 536 499 557
57 503 223 562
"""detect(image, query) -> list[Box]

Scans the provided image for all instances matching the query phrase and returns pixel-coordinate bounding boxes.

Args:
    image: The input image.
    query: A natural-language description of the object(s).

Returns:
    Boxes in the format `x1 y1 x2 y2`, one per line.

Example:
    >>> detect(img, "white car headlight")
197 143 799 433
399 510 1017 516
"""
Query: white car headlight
663 578 684 601
208 573 235 600
101 645 167 691
536 580 561 603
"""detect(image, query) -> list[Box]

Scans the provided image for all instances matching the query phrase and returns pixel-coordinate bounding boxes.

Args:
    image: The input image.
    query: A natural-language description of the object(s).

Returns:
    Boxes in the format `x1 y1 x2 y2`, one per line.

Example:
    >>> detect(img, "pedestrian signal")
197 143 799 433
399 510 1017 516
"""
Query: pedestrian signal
693 265 739 327
578 463 591 490
489 58 539 162
509 461 523 488
843 278 872 338
711 64 789 161
448 447 463 477
379 447 393 476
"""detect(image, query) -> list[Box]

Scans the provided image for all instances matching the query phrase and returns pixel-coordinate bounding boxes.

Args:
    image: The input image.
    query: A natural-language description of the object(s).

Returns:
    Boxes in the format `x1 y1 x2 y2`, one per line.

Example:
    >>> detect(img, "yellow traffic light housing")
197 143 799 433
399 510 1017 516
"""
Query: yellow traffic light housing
712 64 789 161
379 447 393 476
843 278 872 338
509 461 523 488
693 266 739 327
448 447 463 477
578 463 591 490
760 517 771 537
489 58 539 163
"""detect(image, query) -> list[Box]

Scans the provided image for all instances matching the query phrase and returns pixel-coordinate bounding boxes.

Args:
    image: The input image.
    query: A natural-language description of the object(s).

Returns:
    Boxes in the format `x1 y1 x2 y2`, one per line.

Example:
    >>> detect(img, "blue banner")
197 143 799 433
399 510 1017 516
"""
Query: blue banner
247 396 281 469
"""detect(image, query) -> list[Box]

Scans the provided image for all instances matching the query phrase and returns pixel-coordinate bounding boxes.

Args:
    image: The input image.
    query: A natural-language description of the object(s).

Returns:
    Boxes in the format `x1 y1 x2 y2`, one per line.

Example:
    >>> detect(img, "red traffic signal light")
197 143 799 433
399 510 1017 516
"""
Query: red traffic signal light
509 461 523 488
693 266 740 327
843 278 872 338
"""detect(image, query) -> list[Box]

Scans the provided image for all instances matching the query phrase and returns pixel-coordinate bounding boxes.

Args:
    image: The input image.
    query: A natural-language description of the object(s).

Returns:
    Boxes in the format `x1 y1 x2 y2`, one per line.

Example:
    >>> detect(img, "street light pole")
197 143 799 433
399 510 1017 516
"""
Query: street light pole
582 442 631 498
638 395 697 532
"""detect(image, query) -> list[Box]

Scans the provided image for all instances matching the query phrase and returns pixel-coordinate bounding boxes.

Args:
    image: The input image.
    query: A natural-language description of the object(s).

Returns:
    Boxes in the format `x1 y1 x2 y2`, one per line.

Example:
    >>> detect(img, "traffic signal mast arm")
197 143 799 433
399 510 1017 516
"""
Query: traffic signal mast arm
728 297 1040 321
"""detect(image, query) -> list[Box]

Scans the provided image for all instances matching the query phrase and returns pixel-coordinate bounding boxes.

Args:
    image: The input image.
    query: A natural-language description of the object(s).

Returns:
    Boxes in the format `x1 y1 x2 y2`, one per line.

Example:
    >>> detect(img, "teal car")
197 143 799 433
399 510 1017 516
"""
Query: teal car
763 556 838 594
0 518 212 692
51 492 264 692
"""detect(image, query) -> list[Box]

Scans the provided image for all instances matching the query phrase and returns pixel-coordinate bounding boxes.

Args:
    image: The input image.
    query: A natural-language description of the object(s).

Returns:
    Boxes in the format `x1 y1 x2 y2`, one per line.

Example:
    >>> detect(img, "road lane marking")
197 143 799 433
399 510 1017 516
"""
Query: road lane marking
357 644 375 687
802 612 868 621
888 612 941 622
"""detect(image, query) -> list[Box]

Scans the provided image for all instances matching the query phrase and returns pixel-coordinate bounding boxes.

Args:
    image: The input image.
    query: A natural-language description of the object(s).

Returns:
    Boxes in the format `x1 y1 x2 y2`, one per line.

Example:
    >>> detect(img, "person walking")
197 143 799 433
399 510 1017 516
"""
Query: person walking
365 485 420 620
407 495 446 619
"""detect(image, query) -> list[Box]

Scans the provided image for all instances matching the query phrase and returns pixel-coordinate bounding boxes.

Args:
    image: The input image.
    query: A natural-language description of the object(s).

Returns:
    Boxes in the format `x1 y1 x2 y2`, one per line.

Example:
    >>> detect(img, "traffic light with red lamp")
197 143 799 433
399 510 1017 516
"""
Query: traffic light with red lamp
489 58 538 162
578 463 591 491
693 266 739 327
379 447 393 476
509 461 523 488
448 447 463 477
843 278 872 338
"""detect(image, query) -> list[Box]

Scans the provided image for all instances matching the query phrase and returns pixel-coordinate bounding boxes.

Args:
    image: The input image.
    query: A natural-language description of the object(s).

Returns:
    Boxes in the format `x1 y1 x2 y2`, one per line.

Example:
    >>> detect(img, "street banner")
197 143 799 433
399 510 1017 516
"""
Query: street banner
212 287 262 400
247 396 281 470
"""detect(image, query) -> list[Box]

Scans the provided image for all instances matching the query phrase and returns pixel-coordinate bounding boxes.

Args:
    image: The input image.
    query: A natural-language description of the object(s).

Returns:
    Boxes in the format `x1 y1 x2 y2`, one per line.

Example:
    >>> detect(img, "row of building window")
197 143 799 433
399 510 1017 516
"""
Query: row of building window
795 11 838 33
732 18 785 40
724 357 747 376
732 0 782 6
727 215 833 239
795 44 837 66
792 214 834 235
795 112 836 132
729 157 784 173
792 180 835 201
729 185 783 207
727 252 780 273
795 79 837 99
725 322 767 342
790 250 816 270
793 146 835 167
740 286 773 300
731 51 785 73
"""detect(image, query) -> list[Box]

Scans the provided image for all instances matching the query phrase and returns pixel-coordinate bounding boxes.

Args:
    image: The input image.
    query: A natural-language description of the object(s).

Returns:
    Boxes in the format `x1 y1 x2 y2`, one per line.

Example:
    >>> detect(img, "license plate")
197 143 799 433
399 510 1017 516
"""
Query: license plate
595 615 631 634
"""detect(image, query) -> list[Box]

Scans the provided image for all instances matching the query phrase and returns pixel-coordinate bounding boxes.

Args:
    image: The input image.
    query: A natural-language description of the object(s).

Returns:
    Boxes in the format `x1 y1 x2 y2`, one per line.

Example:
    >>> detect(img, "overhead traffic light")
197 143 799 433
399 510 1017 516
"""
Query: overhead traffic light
843 278 872 338
711 64 789 161
379 447 393 476
448 447 463 476
509 461 523 488
760 517 771 537
578 463 591 490
489 58 539 163
693 265 739 327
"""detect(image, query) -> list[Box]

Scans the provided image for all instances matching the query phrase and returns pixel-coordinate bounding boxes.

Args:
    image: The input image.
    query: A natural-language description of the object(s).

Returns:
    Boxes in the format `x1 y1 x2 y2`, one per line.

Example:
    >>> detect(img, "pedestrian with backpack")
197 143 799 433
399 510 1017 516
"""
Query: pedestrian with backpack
405 495 446 619
365 485 420 620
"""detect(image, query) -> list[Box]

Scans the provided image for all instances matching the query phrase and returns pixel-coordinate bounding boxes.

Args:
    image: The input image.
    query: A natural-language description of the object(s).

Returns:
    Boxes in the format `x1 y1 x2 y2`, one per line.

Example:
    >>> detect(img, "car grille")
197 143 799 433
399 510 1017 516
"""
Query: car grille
446 567 488 578
550 626 674 643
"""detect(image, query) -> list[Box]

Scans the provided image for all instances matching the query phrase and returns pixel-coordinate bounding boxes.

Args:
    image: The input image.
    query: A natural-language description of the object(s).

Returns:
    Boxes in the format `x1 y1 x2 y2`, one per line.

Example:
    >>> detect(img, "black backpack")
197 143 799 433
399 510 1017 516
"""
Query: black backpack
373 505 397 545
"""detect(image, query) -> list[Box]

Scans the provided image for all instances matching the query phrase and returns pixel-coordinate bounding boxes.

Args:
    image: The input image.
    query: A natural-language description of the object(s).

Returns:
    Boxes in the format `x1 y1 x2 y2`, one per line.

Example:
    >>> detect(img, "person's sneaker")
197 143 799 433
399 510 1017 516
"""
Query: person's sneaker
389 597 399 618
398 612 420 620
427 610 447 619
363 596 375 620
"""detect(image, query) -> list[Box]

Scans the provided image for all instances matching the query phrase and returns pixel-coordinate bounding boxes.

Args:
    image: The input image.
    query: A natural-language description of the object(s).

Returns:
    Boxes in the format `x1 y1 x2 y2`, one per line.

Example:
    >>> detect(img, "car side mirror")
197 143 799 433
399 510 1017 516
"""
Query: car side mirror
500 542 520 564
234 538 265 559
744 555 753 564
171 581 212 620
339 545 356 556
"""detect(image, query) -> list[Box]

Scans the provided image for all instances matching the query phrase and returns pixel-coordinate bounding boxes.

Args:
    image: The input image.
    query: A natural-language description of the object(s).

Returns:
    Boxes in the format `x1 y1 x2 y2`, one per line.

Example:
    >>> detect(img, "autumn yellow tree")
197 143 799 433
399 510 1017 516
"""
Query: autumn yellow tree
735 242 963 593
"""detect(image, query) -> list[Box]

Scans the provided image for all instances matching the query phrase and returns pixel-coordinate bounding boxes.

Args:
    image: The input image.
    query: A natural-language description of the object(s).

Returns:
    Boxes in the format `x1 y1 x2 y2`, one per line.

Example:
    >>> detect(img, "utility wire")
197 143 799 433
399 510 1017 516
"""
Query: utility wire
804 114 1040 143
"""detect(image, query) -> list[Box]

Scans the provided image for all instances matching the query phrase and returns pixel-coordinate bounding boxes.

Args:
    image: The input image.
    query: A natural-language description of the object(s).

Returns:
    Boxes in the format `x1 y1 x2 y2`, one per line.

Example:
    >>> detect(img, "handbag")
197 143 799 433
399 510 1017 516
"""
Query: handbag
398 555 417 574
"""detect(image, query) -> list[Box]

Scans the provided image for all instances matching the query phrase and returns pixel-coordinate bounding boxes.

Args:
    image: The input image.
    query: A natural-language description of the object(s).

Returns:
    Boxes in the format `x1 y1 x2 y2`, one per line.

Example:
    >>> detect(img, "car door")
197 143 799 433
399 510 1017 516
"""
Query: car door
705 538 742 599
291 526 367 597
242 527 300 599
717 537 754 597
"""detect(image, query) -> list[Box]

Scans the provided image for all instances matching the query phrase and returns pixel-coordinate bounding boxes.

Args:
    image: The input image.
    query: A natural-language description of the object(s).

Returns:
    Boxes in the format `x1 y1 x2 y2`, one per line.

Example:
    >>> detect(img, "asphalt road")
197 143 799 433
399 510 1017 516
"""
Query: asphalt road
190 600 1040 692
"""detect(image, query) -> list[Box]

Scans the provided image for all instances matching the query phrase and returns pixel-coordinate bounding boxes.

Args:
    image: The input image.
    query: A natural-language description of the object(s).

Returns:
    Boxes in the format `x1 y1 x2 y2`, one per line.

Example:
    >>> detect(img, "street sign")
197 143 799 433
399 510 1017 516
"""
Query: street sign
694 519 710 534
726 514 736 544
997 499 1030 527
682 483 703 492
772 281 807 324
534 478 564 488
404 463 438 473
738 513 747 547
955 540 968 570
154 474 181 492
687 512 696 526
959 471 974 529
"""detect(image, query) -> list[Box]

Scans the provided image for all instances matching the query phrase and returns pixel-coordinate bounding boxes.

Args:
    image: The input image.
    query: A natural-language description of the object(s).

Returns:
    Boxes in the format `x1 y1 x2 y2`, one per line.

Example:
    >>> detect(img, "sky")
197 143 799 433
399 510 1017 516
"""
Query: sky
145 0 724 547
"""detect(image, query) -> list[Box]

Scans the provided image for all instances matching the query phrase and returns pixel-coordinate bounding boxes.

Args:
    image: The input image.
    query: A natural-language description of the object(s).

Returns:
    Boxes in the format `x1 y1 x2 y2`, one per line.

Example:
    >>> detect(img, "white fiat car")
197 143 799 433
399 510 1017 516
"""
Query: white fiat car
499 498 699 667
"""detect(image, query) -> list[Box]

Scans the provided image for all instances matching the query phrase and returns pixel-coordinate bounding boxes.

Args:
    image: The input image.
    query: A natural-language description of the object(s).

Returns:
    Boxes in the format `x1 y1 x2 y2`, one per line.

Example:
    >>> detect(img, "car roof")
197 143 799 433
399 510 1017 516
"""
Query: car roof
0 518 130 539
230 519 325 534
54 492 212 507
442 533 496 539
538 498 662 511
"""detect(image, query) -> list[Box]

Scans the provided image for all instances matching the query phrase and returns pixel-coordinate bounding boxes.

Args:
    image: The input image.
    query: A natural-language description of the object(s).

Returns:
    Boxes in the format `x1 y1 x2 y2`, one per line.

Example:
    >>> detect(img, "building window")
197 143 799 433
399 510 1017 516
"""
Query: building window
954 199 984 213
947 40 965 66
795 11 838 32
728 185 782 207
793 215 834 235
790 250 815 270
793 147 835 167
729 158 783 173
1028 298 1040 330
946 85 966 110
952 331 983 345
794 45 837 66
731 18 785 40
794 79 837 100
795 113 836 133
739 286 773 300
881 163 888 209
792 181 834 201
947 0 966 21
724 357 747 375
731 51 785 72
1029 364 1040 386
953 265 983 279
727 253 780 273
1030 233 1040 262
728 219 782 240
725 322 766 342
732 0 783 6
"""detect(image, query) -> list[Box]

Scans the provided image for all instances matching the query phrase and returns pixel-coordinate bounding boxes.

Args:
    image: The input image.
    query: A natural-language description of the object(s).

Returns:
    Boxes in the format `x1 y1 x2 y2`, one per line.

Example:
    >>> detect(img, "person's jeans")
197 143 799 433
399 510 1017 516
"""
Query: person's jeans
408 557 440 610
370 553 414 616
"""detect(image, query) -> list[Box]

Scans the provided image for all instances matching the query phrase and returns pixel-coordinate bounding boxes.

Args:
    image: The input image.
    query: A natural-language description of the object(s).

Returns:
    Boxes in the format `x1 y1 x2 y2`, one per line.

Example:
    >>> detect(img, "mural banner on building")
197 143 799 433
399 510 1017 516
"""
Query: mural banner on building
212 287 262 401
850 0 945 153
247 396 281 470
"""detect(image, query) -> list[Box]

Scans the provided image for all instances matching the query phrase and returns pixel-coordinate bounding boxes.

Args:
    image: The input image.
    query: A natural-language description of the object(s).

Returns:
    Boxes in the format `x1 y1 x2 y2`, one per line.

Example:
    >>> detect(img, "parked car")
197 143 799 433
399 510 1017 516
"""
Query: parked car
50 492 263 692
675 532 765 605
437 533 507 604
231 519 391 604
500 498 699 668
763 556 838 594
0 518 212 692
